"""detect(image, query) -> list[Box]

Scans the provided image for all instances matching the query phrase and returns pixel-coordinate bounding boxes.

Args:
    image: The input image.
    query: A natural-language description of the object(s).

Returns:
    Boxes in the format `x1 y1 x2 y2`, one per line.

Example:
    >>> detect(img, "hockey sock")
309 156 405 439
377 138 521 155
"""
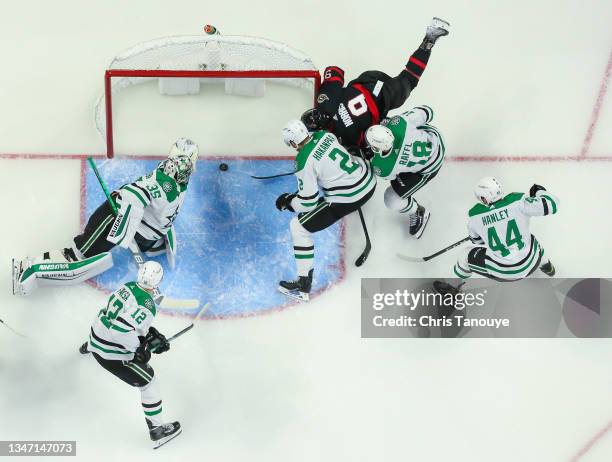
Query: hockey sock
290 217 314 277
400 197 418 215
140 376 163 427
383 187 418 214
454 248 473 280
404 48 431 87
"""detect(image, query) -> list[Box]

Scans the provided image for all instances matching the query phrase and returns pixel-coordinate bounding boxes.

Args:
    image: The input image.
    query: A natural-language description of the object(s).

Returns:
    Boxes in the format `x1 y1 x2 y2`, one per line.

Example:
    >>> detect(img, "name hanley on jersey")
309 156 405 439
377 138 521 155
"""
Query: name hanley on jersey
481 209 509 226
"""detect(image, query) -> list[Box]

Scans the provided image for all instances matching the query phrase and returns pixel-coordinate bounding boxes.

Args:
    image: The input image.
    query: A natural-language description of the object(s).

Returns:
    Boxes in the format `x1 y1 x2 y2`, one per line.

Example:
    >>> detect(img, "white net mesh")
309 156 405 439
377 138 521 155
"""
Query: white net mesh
94 34 318 141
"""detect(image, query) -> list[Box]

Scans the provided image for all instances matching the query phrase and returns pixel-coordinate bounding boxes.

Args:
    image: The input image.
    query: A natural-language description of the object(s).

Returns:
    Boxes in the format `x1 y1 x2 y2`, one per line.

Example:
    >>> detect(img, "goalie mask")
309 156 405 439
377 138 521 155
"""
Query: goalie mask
160 154 194 185
169 137 199 174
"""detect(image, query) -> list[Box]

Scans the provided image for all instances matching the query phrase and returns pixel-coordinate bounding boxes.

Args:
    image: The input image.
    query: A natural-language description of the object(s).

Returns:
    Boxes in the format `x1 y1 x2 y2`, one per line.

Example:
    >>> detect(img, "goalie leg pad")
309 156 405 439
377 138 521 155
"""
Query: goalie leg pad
15 252 113 295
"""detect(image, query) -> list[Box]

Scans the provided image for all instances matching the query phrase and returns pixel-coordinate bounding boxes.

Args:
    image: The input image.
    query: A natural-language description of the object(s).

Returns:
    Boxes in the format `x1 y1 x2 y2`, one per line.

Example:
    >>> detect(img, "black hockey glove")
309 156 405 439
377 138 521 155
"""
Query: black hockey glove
301 108 331 132
276 193 296 212
146 327 170 354
529 184 546 197
133 343 151 363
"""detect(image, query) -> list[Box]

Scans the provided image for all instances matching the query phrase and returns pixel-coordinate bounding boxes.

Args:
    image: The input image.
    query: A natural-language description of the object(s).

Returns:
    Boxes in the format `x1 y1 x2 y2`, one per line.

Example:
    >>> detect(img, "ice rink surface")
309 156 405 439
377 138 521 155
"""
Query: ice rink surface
1 0 612 460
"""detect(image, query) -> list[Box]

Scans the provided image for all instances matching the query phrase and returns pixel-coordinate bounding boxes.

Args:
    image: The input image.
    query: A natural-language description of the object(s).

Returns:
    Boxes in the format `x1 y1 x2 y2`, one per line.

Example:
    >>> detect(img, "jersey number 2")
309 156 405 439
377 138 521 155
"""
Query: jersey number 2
329 148 359 174
487 219 525 257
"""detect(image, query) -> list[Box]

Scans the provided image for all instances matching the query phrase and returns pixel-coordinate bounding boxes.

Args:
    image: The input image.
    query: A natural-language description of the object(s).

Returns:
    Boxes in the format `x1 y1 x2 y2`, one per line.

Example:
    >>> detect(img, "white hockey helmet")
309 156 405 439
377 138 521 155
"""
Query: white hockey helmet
137 261 164 290
366 125 394 157
169 137 199 171
282 119 310 148
474 177 504 206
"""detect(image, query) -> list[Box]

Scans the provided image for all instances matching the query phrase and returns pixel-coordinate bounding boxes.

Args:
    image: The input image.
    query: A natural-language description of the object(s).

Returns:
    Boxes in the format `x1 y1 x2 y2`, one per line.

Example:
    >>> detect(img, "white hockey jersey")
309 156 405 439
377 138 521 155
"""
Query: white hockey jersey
88 281 156 360
467 190 559 280
370 106 445 179
107 167 187 247
290 131 376 213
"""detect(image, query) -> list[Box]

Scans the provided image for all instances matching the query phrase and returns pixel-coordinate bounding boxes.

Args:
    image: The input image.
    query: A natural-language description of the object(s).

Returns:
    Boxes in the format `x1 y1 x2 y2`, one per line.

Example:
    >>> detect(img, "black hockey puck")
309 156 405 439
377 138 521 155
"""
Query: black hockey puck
219 163 229 171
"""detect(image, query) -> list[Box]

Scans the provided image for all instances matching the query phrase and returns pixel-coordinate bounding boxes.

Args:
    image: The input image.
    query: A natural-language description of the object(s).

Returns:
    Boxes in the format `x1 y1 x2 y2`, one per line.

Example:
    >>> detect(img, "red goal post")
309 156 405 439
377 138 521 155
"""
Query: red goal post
94 34 322 158
102 69 321 158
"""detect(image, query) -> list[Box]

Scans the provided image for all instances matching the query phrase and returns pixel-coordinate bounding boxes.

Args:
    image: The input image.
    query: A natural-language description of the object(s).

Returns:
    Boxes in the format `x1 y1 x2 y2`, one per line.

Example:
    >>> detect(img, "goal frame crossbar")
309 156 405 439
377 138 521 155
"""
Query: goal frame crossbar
103 69 322 158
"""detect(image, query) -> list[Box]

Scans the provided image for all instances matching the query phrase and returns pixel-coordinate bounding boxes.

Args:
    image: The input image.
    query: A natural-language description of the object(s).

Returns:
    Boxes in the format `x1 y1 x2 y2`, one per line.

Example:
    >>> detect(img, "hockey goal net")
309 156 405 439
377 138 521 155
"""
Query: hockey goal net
94 33 321 158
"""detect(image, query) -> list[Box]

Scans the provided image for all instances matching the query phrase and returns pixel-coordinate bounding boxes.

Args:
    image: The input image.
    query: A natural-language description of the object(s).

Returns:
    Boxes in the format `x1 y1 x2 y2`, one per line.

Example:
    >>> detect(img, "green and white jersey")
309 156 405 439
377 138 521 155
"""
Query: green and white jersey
108 168 187 246
371 106 445 179
88 282 156 361
290 131 376 212
467 190 559 279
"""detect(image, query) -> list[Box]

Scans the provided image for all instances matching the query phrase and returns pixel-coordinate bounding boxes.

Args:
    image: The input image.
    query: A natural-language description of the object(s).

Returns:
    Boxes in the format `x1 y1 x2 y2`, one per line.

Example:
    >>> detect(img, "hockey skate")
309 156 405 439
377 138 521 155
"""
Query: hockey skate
278 269 313 302
422 17 450 49
148 420 182 449
433 280 465 297
540 260 556 277
11 257 33 296
79 342 89 354
409 205 431 239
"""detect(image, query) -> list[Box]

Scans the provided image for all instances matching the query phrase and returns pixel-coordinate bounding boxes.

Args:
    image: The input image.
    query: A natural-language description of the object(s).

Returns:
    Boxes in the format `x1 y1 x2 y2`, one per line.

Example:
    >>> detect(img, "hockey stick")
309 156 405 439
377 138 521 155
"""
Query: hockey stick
87 157 117 214
353 148 372 267
355 209 371 267
128 243 199 310
87 157 199 310
397 236 470 263
151 303 210 352
0 317 27 338
250 171 295 180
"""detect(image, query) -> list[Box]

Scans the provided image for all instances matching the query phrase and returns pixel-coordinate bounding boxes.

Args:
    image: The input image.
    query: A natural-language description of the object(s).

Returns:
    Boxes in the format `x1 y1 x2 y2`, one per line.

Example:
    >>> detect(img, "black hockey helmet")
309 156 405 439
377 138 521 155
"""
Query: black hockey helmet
300 108 331 132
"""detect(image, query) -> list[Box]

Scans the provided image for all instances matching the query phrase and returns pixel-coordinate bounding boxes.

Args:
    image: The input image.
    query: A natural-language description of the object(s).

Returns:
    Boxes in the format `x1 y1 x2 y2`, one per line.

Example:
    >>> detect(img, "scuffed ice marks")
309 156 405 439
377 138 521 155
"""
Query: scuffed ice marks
85 158 343 318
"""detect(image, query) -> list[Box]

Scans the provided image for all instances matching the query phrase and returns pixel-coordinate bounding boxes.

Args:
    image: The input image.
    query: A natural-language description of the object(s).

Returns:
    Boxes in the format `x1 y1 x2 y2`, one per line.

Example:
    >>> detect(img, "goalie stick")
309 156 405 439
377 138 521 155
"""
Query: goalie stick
87 157 199 310
397 236 470 262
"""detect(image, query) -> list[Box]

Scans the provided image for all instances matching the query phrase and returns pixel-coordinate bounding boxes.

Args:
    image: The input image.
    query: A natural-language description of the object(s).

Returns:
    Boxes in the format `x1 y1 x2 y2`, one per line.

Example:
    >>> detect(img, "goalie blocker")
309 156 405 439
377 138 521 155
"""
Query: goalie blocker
12 138 197 296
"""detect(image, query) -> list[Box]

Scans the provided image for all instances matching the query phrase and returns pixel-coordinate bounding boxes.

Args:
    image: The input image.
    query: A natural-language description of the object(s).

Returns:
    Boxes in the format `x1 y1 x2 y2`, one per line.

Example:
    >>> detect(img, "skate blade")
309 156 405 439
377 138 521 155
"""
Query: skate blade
11 258 22 296
414 210 431 239
277 286 309 302
11 258 16 295
152 428 182 450
432 17 450 28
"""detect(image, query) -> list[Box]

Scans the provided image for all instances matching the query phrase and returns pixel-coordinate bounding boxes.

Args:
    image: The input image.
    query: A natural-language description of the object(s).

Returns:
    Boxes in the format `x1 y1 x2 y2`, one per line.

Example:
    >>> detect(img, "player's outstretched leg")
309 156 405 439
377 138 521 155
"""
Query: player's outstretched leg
381 17 451 112
278 217 315 301
423 17 450 49
383 186 430 239
12 249 113 296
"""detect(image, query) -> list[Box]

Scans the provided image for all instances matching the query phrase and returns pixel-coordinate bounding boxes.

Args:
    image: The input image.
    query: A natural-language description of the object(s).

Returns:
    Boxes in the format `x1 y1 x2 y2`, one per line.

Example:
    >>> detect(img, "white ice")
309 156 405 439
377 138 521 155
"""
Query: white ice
1 1 612 461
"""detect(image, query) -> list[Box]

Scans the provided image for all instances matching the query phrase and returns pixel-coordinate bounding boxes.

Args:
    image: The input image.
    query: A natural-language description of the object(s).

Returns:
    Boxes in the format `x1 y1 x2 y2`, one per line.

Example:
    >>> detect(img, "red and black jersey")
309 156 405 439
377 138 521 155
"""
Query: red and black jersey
315 66 384 148
314 47 431 148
